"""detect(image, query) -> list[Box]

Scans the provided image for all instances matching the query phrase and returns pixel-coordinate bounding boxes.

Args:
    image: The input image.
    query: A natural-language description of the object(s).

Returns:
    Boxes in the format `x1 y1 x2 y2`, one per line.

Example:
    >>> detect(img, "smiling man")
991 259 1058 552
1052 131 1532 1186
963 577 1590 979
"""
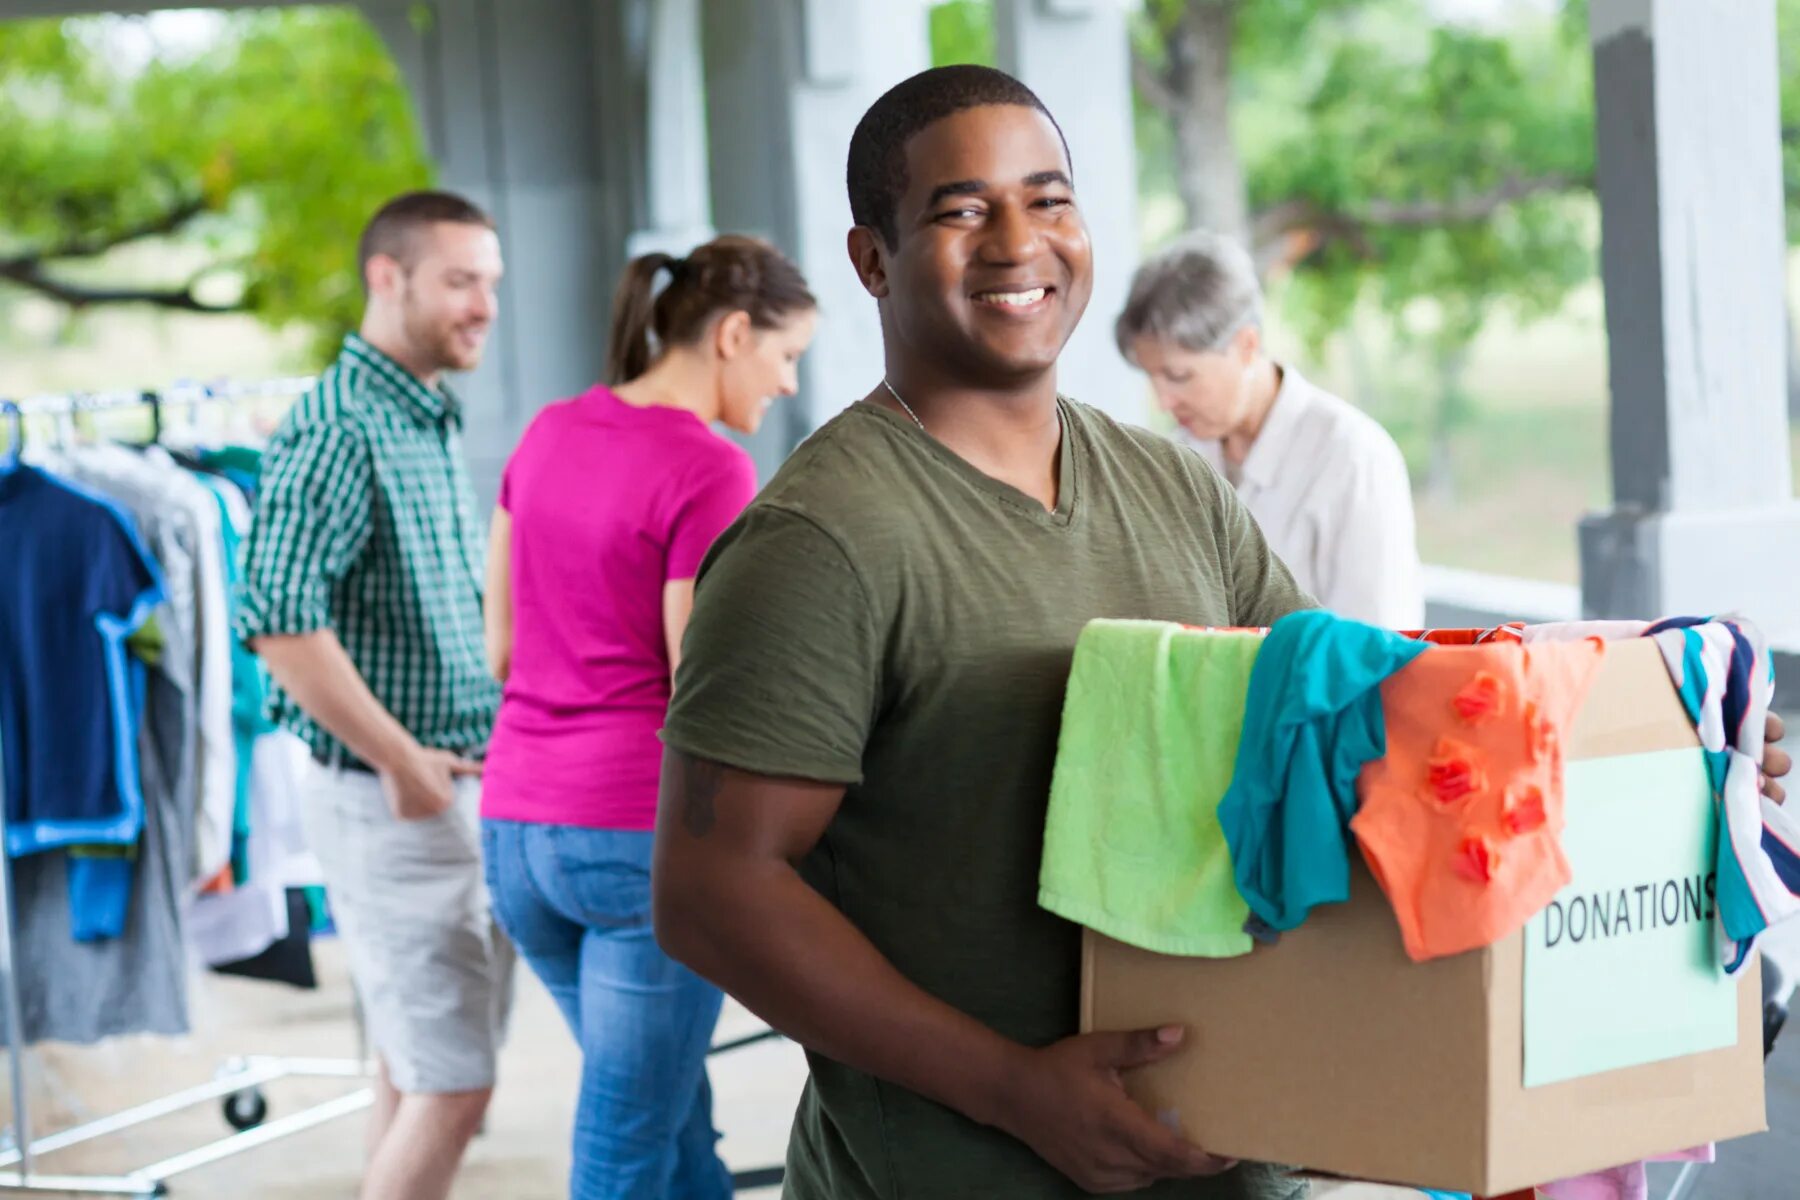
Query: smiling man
238 191 512 1200
652 67 1310 1199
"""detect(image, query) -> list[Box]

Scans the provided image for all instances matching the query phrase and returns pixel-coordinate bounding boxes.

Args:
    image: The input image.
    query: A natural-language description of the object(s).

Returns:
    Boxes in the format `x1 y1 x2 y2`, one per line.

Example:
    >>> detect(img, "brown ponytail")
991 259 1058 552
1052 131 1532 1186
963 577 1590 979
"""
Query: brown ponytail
606 253 679 385
604 236 817 386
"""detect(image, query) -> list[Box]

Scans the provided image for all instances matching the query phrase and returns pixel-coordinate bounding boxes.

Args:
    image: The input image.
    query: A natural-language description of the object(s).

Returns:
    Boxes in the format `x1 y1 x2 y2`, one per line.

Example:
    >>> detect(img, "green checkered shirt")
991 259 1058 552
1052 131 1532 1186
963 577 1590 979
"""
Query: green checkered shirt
236 334 500 768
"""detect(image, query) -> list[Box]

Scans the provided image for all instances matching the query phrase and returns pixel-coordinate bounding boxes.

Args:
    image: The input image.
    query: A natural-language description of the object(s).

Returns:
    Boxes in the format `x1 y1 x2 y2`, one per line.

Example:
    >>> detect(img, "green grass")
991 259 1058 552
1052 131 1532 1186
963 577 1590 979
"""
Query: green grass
1404 405 1607 583
1352 391 1800 586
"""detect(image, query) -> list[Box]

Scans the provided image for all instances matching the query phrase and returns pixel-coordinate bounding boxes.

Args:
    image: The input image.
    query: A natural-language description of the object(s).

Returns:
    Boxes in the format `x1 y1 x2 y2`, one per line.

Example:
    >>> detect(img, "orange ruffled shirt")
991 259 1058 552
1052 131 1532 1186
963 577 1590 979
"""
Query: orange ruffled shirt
1352 636 1605 961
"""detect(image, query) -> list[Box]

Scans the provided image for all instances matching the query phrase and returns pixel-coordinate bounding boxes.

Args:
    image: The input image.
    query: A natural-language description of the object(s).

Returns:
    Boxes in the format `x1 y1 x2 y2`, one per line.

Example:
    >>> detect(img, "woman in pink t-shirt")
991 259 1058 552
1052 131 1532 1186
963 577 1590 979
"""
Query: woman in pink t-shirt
480 236 816 1199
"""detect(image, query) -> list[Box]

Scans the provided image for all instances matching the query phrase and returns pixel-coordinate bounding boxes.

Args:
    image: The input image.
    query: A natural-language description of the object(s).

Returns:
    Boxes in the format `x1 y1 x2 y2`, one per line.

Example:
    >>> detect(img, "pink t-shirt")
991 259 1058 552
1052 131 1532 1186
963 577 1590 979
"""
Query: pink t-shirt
480 385 758 829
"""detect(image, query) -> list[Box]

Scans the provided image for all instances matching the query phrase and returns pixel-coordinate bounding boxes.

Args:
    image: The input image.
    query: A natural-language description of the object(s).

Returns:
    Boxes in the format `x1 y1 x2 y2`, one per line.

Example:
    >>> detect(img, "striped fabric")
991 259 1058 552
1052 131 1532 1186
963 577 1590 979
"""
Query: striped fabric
1403 622 1527 645
1647 616 1799 974
235 334 499 768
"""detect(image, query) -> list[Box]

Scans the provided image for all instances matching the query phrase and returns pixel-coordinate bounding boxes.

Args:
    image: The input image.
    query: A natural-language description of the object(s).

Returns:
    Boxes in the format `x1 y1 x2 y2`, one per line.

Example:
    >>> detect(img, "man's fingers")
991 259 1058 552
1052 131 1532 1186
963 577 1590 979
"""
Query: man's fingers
1762 743 1791 778
1124 1109 1231 1179
1089 1025 1186 1072
1758 713 1787 804
447 755 485 777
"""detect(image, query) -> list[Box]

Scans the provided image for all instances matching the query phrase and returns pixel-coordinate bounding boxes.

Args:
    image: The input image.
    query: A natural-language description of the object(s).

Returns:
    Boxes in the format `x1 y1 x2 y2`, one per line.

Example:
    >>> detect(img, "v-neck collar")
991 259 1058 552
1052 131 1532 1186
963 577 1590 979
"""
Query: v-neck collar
853 397 1080 529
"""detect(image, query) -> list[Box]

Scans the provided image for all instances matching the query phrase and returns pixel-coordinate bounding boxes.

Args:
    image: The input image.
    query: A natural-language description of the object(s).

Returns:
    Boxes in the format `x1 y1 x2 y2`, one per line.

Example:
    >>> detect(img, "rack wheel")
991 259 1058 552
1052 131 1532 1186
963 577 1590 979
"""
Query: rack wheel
223 1086 269 1131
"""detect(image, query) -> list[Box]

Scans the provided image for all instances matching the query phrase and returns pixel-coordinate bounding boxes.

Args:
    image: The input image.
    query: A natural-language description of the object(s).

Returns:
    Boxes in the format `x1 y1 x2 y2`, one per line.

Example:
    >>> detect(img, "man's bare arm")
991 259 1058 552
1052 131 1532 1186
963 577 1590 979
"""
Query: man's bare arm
651 748 1230 1194
253 631 416 768
252 631 477 817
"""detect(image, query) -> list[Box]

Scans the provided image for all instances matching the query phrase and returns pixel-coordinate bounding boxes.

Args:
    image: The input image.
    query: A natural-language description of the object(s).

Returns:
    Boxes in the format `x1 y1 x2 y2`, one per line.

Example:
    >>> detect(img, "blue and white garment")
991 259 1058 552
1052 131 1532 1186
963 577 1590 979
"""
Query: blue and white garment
0 464 165 854
1646 616 1796 975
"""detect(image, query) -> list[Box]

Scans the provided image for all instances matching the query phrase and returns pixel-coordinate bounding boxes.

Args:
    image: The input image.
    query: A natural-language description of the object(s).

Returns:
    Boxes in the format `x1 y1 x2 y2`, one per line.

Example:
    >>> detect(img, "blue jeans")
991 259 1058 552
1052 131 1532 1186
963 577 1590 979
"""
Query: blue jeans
482 821 732 1200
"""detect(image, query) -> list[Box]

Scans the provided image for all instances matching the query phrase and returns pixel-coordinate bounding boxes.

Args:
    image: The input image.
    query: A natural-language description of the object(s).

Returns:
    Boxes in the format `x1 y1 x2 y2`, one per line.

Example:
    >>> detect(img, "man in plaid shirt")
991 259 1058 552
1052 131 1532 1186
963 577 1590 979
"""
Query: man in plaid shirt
238 191 512 1200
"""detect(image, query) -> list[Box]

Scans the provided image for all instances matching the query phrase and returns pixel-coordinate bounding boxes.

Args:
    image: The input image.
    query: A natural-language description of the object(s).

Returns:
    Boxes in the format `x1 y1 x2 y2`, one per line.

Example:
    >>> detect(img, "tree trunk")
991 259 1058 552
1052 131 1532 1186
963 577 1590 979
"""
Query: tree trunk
1169 1 1248 244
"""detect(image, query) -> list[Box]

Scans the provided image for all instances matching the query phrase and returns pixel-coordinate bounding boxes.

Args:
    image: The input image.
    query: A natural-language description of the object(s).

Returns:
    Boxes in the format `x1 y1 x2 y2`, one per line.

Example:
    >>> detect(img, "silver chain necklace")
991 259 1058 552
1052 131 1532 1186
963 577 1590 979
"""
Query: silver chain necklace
880 378 927 432
881 377 1066 444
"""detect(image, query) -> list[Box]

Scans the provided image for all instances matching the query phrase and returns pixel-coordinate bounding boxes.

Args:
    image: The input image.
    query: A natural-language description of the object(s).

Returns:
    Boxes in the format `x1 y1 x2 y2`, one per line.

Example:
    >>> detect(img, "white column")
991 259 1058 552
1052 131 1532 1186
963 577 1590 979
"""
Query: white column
702 0 932 475
627 0 715 257
995 0 1144 426
1580 0 1800 638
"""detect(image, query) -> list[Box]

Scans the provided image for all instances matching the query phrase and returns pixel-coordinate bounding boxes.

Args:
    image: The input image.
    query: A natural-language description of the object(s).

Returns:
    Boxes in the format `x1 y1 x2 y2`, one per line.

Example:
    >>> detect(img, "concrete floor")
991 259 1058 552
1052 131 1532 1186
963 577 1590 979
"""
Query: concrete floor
5 927 1797 1198
4 943 801 1198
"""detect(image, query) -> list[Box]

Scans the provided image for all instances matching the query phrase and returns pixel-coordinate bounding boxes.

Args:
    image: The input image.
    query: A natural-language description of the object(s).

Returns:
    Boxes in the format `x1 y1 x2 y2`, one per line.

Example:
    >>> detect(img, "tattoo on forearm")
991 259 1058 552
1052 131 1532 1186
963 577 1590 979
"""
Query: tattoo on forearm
674 753 724 838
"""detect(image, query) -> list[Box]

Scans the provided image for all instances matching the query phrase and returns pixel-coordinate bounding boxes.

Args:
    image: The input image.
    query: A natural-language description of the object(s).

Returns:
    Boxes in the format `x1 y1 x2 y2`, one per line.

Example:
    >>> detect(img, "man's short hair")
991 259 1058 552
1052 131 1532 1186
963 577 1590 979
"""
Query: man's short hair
846 65 1071 248
357 190 495 291
1115 231 1264 361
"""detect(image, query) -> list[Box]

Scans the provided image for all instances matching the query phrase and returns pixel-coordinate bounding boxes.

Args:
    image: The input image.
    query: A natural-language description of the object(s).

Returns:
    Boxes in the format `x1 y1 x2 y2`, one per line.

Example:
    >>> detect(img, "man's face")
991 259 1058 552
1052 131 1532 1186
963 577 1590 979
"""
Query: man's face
387 222 504 374
871 104 1093 388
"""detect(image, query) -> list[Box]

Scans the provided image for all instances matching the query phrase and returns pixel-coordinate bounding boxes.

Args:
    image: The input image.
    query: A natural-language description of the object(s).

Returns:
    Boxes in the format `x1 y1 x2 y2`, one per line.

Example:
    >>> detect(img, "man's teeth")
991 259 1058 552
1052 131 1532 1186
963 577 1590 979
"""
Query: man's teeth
976 288 1047 307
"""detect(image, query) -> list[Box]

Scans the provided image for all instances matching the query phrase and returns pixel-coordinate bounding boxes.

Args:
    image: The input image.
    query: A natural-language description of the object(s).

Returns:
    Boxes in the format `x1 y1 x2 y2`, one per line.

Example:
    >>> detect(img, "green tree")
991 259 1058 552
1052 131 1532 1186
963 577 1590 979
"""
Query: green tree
0 7 430 353
931 0 996 67
1135 0 1595 342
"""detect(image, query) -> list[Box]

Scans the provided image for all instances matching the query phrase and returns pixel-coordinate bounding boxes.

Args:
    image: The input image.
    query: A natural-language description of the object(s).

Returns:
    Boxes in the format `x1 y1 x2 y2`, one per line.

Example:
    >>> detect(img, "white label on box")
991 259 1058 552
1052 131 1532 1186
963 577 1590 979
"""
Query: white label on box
1523 747 1739 1087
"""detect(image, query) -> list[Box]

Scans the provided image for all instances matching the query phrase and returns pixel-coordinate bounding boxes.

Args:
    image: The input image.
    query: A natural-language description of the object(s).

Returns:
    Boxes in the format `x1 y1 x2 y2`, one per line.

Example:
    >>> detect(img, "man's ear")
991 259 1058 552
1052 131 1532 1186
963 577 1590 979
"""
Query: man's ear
847 226 891 300
366 253 404 300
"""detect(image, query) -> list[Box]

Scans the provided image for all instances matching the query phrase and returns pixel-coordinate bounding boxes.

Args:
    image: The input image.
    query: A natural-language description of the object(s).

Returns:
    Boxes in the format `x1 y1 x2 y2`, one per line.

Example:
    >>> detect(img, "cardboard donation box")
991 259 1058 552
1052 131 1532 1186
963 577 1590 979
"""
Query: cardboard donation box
1081 639 1767 1196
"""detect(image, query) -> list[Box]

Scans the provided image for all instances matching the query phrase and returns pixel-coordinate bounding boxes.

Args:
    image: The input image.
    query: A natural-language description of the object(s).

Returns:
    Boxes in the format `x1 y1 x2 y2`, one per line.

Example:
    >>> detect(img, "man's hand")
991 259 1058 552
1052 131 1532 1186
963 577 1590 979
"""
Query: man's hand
1763 712 1790 805
992 1026 1235 1195
379 744 482 821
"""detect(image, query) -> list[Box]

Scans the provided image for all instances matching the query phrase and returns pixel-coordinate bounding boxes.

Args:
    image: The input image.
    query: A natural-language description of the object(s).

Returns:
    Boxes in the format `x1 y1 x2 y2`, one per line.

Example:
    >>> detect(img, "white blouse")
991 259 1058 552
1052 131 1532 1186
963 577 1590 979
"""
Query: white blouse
1188 367 1424 629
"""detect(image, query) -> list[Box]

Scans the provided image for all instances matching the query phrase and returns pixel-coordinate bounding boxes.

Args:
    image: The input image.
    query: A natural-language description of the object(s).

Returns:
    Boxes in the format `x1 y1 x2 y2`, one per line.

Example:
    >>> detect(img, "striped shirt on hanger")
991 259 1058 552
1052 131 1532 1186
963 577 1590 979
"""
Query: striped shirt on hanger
235 334 499 769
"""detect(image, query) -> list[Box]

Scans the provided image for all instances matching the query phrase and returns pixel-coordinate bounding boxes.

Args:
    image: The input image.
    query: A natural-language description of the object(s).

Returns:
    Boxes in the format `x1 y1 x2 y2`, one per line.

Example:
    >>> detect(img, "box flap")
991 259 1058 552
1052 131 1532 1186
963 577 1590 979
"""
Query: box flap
1567 638 1699 761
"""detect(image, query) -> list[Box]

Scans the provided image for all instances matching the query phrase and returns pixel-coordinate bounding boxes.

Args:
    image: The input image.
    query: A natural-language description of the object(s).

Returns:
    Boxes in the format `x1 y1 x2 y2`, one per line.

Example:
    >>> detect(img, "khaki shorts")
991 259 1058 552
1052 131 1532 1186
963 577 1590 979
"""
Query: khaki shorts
300 761 514 1094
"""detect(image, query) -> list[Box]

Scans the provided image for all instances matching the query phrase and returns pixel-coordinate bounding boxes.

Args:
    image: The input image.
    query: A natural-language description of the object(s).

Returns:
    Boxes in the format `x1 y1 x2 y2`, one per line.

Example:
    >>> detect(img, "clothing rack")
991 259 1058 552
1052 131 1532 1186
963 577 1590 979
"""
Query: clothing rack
1 381 791 1194
1 377 318 450
0 378 374 1198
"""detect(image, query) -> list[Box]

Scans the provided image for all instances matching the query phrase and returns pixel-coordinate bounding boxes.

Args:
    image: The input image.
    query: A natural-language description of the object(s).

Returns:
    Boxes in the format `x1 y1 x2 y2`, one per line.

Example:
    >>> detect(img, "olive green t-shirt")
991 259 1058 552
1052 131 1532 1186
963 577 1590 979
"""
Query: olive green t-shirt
664 398 1311 1199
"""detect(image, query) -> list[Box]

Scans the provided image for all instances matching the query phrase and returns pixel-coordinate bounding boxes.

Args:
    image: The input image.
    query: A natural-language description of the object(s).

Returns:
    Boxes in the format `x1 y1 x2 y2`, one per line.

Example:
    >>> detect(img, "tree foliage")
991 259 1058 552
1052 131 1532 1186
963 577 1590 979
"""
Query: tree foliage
930 0 996 68
0 7 430 348
1132 0 1600 352
14 0 1800 372
1249 10 1597 348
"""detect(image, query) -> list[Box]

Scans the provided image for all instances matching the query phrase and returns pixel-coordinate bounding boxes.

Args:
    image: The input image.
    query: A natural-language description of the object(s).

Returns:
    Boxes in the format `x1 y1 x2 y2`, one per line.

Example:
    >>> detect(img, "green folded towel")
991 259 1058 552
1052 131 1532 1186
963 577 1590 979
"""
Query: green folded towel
1040 619 1263 956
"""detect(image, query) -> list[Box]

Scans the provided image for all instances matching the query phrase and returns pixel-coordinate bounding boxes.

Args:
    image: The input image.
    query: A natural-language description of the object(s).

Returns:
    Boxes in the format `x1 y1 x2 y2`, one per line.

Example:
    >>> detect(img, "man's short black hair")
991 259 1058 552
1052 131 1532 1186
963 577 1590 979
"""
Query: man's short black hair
357 190 495 291
847 65 1071 248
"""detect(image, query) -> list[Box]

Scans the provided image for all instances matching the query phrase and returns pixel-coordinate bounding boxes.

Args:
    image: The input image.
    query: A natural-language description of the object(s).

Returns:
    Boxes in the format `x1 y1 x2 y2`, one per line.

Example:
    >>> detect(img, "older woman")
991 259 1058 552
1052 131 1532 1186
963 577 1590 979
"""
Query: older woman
1117 231 1424 628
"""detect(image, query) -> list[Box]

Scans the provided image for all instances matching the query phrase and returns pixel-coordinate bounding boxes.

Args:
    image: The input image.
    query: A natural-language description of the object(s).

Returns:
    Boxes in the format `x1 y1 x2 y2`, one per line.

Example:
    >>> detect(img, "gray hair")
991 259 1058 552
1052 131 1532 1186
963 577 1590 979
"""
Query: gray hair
1115 231 1264 362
